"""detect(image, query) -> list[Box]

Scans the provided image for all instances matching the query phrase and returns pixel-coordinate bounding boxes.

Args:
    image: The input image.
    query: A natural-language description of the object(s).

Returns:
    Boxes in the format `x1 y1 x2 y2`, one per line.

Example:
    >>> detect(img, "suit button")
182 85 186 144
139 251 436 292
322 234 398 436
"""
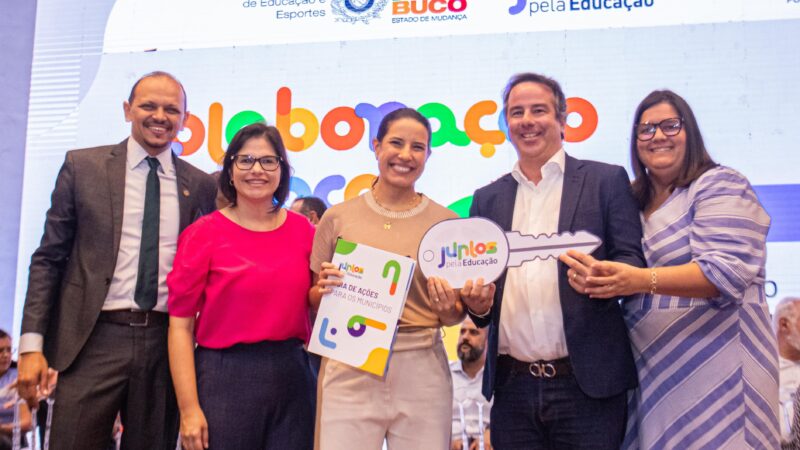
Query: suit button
105 278 111 286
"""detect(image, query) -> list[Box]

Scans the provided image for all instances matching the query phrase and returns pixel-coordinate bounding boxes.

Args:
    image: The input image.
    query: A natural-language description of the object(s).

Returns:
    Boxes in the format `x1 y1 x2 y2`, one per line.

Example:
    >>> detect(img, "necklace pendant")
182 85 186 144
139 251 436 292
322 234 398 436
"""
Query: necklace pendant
383 221 392 231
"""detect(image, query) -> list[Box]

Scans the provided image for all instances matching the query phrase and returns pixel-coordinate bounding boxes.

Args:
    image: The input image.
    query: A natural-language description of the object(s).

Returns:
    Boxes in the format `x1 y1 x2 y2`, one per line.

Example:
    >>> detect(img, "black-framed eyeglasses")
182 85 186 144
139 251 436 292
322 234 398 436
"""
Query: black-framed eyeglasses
232 154 281 171
636 117 683 141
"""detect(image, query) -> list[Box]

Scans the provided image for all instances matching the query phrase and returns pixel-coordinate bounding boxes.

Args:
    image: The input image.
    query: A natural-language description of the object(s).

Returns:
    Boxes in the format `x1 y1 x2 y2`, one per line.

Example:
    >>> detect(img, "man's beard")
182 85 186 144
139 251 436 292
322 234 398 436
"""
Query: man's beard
458 343 483 363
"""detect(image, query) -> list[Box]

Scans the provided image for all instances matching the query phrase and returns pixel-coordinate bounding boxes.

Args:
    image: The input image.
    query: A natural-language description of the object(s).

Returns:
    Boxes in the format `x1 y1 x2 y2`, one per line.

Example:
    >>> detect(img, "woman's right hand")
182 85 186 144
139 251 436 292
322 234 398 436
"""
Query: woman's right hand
180 405 209 450
560 250 647 298
316 262 344 294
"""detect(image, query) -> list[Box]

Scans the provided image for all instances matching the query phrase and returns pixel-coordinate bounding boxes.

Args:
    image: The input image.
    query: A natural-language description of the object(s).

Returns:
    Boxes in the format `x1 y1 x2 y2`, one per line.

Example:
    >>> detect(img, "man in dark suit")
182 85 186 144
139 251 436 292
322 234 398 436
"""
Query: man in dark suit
15 71 217 450
462 72 645 449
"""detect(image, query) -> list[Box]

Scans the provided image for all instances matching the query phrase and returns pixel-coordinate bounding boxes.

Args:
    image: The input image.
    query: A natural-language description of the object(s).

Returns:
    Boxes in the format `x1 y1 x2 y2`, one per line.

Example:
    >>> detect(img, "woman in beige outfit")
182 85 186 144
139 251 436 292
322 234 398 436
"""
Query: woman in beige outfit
309 108 494 450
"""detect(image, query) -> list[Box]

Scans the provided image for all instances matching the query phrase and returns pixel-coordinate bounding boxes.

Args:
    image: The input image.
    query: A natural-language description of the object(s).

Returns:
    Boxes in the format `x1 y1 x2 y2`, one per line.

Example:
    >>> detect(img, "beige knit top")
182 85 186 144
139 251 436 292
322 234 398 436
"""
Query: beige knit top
310 192 457 330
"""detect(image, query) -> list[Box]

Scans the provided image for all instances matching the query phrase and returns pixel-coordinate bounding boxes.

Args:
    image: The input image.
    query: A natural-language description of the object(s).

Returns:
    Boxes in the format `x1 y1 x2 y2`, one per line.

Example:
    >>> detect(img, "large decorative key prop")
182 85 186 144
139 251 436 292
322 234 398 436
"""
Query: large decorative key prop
418 217 602 287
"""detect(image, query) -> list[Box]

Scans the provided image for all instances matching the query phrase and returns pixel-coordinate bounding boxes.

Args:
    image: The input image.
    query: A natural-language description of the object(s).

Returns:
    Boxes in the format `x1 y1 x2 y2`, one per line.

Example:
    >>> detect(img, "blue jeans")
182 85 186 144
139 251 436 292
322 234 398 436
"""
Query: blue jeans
490 361 626 450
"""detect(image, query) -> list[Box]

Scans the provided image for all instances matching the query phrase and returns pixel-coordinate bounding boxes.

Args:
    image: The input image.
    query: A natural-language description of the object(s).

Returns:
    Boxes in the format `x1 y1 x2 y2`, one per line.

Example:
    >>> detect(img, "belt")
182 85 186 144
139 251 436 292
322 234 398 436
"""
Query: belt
98 310 169 327
498 354 572 379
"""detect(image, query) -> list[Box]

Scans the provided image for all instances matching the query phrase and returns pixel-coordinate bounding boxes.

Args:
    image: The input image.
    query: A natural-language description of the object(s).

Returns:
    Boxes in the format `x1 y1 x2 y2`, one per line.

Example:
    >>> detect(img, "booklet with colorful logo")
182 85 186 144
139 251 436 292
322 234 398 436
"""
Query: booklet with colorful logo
309 238 415 377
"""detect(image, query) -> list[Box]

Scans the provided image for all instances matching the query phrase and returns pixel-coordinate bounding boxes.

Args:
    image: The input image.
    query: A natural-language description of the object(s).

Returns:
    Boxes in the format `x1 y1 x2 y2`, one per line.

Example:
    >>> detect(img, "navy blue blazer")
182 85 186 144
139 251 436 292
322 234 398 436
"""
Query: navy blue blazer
469 154 645 400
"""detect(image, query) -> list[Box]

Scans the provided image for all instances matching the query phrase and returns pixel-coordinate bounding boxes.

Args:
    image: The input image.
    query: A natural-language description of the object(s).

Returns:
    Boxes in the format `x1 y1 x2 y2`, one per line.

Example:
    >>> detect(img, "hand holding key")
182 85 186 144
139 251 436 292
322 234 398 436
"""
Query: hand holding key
559 250 603 295
560 250 646 298
460 277 495 317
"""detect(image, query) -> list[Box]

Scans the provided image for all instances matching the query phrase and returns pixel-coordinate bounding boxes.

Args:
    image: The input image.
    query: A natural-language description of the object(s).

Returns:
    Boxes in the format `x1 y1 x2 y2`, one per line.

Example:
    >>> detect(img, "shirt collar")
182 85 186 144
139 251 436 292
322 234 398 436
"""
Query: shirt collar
780 355 800 370
127 137 175 174
450 360 485 379
511 147 566 185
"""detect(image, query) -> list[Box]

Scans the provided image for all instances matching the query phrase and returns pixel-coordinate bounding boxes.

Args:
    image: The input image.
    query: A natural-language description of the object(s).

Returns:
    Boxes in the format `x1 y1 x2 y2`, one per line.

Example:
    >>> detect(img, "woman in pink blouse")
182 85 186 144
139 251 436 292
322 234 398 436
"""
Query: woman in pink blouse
167 123 316 450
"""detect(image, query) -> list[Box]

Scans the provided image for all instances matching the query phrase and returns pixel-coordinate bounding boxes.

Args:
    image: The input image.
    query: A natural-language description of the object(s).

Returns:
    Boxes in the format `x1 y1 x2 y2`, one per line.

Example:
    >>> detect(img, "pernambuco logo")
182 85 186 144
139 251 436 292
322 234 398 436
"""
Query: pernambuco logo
332 0 389 24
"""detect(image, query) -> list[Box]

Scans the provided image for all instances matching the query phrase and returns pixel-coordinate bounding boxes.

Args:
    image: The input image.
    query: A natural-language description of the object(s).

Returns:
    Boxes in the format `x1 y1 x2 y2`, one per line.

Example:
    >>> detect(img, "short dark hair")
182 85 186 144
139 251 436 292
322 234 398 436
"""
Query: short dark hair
294 196 328 218
502 72 567 123
630 89 717 210
375 107 432 150
0 329 8 340
128 71 187 111
218 123 292 211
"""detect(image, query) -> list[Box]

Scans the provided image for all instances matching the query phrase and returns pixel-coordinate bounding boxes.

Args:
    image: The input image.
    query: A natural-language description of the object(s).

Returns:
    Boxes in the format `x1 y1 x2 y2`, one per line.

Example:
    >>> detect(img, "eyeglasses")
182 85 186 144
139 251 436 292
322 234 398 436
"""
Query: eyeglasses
636 117 683 141
232 155 281 171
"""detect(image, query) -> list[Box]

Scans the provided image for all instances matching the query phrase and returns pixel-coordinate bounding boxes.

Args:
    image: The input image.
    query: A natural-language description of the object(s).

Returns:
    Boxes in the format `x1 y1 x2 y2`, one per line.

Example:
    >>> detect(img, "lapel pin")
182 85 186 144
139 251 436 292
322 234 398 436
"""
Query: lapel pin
183 189 190 197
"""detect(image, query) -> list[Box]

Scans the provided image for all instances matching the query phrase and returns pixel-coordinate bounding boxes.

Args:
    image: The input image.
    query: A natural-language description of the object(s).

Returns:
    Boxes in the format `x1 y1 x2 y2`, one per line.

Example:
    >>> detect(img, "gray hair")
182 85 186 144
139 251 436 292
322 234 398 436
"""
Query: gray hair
773 297 800 333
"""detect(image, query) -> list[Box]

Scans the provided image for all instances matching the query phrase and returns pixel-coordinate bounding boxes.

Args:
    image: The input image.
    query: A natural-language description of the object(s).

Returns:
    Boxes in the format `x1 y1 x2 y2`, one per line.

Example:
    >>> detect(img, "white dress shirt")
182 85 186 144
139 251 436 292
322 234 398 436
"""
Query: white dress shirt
19 138 181 353
498 148 567 362
103 138 180 312
779 356 800 443
450 360 492 440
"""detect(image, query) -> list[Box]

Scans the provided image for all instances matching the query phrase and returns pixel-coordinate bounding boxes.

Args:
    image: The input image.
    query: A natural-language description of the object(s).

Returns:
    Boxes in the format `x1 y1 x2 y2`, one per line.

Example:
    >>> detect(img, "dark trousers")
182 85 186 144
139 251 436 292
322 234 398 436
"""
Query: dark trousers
490 361 626 450
49 320 178 450
196 339 315 450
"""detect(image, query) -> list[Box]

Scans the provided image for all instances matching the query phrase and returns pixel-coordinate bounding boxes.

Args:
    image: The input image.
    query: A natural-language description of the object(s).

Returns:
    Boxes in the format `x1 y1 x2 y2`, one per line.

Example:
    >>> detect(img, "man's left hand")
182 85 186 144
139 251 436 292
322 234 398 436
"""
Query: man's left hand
560 250 645 298
460 278 495 317
560 250 610 295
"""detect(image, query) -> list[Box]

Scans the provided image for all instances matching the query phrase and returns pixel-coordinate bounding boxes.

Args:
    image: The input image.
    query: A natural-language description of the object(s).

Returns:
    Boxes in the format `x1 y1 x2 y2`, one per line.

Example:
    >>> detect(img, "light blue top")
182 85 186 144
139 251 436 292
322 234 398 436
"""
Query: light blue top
622 166 779 449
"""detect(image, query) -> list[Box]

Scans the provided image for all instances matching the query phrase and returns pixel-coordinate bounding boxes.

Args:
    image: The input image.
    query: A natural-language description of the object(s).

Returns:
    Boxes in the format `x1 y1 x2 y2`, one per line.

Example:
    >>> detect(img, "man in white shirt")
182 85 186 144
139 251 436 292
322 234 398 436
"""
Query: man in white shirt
463 72 645 448
775 296 800 447
451 317 492 450
16 72 216 450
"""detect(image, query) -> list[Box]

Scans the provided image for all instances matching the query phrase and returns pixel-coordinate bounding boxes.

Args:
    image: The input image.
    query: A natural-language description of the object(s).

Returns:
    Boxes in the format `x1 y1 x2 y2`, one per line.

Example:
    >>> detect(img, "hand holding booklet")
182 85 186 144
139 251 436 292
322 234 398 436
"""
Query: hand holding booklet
309 239 415 376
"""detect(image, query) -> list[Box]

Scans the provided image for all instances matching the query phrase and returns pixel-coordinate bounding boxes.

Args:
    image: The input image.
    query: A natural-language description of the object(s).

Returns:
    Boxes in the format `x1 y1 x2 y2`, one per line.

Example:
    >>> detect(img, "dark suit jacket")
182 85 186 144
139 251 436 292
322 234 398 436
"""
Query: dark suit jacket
20 140 217 371
469 154 645 401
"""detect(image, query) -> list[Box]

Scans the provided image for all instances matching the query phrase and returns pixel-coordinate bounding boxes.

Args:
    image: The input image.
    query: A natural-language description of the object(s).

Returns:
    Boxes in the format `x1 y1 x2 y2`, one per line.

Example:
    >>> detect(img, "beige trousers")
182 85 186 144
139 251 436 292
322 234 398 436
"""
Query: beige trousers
316 328 453 450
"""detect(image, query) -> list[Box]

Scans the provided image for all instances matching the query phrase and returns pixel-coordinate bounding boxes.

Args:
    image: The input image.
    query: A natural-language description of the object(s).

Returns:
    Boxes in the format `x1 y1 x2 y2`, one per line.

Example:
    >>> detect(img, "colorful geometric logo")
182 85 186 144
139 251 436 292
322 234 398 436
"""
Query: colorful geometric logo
508 0 526 15
347 315 387 337
382 260 401 295
318 317 338 349
318 315 388 349
332 0 389 24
